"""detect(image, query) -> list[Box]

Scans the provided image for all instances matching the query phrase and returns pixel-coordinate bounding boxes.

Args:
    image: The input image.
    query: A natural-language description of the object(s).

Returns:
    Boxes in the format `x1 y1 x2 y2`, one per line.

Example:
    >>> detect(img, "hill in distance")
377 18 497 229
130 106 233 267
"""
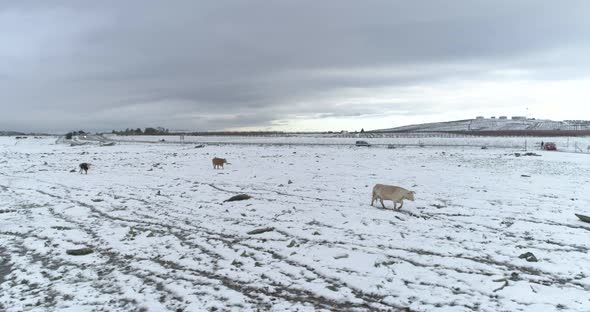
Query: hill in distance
0 130 26 136
376 116 590 132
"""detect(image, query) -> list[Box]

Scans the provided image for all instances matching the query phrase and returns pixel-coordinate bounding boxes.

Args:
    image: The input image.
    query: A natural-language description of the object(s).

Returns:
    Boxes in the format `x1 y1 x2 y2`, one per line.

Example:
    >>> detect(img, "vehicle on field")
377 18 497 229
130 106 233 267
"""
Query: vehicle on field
543 142 557 151
355 140 370 147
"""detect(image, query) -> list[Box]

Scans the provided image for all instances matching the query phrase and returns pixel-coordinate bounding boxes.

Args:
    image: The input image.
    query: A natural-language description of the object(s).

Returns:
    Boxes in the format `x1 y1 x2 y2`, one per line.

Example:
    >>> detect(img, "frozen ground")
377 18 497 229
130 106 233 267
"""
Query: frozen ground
1 136 590 311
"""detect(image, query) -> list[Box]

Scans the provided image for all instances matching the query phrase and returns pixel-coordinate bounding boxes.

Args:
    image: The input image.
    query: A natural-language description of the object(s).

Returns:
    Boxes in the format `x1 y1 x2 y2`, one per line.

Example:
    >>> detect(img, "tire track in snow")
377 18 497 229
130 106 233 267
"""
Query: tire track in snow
22 180 408 311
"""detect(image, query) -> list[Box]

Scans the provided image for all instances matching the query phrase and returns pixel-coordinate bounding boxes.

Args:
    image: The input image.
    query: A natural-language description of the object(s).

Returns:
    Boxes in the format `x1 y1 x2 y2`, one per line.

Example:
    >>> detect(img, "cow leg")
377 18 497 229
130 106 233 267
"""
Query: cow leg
380 198 386 209
398 200 403 210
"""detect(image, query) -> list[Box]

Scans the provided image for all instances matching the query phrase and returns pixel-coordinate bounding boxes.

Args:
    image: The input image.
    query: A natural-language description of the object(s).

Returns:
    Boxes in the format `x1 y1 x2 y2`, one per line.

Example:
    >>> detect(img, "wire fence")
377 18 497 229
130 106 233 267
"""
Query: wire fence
64 133 590 154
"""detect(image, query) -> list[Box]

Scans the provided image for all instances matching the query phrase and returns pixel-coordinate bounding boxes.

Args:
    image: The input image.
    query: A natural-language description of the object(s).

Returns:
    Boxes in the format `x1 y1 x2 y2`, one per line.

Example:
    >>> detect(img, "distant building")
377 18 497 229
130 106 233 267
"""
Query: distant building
490 116 496 119
499 116 507 120
476 116 484 120
512 116 526 120
565 120 590 124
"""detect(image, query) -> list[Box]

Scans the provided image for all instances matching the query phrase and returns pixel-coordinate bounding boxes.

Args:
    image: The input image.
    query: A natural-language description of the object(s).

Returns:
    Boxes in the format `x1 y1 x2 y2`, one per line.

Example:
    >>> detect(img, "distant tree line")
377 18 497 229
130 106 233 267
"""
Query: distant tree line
66 128 369 138
183 131 284 136
111 128 170 135
111 129 290 136
65 130 87 140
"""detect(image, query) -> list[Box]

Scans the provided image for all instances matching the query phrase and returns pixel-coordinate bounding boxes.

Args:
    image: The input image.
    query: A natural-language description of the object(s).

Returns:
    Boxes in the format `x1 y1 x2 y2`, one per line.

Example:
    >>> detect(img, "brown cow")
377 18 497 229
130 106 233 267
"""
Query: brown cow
212 157 228 169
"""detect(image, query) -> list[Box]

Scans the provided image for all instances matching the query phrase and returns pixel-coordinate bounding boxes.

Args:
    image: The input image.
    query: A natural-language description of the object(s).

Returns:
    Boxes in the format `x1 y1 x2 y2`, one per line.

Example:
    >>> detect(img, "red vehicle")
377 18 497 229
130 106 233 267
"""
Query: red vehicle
543 142 557 151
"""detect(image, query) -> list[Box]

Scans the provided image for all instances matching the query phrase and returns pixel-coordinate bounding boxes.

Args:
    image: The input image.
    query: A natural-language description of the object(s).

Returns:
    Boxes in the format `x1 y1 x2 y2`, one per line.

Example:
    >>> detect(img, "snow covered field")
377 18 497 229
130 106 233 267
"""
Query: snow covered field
1 136 590 311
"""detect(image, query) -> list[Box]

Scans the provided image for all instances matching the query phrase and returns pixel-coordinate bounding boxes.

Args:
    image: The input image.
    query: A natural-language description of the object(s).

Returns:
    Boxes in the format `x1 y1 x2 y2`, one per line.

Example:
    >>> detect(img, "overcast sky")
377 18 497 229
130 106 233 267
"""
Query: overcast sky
1 1 590 133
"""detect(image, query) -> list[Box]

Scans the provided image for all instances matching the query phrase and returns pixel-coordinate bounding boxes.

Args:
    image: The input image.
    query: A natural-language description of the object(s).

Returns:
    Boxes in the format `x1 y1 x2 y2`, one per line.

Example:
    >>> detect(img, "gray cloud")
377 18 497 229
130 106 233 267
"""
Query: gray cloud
1 0 590 132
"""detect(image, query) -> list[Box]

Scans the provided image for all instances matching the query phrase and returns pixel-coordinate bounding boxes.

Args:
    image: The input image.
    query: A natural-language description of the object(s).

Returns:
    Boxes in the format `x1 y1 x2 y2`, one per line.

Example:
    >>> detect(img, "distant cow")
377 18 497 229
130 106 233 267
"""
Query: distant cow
79 163 90 174
212 157 228 169
371 184 415 210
